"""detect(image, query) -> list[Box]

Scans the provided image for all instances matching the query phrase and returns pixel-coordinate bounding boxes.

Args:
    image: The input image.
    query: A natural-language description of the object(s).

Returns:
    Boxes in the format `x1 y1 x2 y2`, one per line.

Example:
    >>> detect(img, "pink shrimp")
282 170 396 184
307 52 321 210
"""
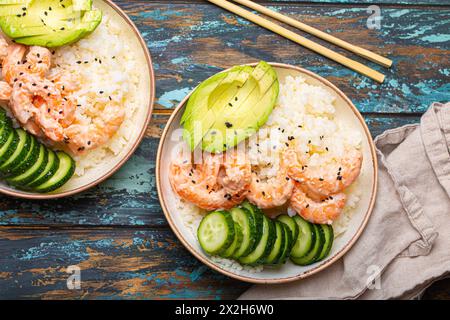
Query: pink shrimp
23 46 52 77
290 183 346 225
2 43 27 84
0 81 11 101
48 70 81 93
9 74 74 141
169 152 245 211
217 149 251 195
64 102 125 154
0 35 9 61
247 159 295 209
286 147 362 200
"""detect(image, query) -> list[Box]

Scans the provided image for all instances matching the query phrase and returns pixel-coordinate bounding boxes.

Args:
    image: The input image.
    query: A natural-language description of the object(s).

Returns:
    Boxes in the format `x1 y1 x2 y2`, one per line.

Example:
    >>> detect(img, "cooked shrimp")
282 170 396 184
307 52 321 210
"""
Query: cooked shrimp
2 45 52 84
218 149 251 194
9 74 76 142
0 36 9 61
2 44 26 84
48 71 80 93
23 46 52 77
290 184 346 225
286 147 362 199
64 102 125 154
169 153 245 211
247 160 295 209
10 75 59 124
0 81 11 100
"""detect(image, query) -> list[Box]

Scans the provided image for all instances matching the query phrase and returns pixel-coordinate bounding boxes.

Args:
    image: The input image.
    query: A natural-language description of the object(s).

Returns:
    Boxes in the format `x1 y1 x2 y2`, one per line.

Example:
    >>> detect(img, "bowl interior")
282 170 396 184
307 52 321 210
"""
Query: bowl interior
0 0 153 199
158 64 377 283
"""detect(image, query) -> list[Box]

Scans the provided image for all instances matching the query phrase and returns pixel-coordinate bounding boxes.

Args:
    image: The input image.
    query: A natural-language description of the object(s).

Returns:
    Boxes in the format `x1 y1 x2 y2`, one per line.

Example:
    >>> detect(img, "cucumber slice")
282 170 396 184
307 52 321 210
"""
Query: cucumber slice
277 223 293 265
230 207 256 258
26 149 59 188
7 144 47 186
34 151 75 193
241 201 264 250
290 215 315 258
7 134 39 177
291 224 325 266
0 128 18 164
0 128 31 174
316 224 334 262
265 221 285 265
0 116 12 147
197 211 235 255
239 215 275 265
277 215 299 245
221 221 243 258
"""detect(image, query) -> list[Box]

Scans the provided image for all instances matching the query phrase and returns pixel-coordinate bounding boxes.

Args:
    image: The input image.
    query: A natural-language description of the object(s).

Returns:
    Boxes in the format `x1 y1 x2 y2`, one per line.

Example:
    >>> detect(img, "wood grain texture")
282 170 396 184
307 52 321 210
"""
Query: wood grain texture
118 2 450 113
0 0 449 300
0 227 248 299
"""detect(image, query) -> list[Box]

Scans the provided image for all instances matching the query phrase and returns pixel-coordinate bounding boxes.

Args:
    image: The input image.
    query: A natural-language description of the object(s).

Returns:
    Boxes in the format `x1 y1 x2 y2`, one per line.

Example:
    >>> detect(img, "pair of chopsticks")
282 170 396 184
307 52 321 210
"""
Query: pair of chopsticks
207 0 392 83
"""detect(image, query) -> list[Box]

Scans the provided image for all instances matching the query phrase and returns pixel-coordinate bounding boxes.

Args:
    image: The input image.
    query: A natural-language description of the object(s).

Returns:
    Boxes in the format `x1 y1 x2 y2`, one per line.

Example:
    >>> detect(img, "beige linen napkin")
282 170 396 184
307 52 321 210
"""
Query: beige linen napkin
240 102 450 300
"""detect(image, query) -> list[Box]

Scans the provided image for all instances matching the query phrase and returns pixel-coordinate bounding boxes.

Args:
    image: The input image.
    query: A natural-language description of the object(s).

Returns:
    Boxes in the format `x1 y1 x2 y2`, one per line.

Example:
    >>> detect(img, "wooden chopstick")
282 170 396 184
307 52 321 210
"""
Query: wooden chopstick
232 0 392 68
206 0 385 83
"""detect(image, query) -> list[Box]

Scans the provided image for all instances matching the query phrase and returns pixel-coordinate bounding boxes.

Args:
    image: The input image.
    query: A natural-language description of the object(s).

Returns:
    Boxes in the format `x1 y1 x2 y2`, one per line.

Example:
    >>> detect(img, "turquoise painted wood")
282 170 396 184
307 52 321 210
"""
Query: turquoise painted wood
120 2 449 113
0 0 449 299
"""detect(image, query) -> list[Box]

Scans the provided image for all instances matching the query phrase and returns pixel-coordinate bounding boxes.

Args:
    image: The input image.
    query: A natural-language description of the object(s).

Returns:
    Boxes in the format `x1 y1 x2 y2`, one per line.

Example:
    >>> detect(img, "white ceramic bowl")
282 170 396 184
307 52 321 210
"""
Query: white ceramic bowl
0 0 155 199
157 63 377 284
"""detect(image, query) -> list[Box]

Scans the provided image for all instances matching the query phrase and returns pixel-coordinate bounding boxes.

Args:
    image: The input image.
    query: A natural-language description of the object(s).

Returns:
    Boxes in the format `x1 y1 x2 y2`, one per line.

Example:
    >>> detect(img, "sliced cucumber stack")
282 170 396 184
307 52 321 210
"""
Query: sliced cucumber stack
197 202 335 268
290 216 334 266
239 215 275 266
230 207 256 259
0 110 76 193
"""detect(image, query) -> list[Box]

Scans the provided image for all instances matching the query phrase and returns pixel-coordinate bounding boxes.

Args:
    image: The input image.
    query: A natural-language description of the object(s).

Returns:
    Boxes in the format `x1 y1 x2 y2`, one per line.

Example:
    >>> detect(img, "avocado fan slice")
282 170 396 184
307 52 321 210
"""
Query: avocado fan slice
182 66 254 150
201 61 279 153
0 0 102 47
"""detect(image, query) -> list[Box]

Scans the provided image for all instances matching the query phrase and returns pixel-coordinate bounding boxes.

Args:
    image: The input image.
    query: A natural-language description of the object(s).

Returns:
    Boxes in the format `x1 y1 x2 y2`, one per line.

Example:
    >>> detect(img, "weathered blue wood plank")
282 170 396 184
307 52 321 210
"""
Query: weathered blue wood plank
114 3 450 114
0 227 248 299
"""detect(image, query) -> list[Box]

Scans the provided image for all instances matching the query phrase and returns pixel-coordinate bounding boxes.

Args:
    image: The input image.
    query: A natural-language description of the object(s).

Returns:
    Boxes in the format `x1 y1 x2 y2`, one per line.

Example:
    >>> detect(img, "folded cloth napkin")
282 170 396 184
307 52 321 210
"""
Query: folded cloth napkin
240 102 450 300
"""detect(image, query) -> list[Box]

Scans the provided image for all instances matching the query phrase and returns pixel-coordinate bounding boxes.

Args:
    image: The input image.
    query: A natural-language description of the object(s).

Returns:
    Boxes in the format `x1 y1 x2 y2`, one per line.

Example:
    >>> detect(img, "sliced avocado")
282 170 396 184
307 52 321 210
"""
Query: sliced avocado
0 0 101 47
202 61 279 153
182 66 254 150
0 5 27 17
14 9 101 47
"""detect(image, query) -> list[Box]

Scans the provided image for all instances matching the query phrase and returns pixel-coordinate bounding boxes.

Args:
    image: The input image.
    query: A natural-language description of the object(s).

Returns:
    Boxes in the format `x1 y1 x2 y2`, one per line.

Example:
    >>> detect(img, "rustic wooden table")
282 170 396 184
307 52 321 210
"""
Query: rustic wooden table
0 0 449 299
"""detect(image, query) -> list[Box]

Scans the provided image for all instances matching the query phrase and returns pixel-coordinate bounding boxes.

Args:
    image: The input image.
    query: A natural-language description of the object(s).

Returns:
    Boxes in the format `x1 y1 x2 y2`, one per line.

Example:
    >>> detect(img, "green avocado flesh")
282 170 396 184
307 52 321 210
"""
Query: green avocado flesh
181 61 279 153
0 0 102 47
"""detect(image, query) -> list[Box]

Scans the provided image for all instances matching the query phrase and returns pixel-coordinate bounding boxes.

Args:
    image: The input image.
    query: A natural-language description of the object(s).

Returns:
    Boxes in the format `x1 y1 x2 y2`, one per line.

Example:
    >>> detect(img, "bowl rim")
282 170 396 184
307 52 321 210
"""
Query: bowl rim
156 62 378 284
0 0 156 200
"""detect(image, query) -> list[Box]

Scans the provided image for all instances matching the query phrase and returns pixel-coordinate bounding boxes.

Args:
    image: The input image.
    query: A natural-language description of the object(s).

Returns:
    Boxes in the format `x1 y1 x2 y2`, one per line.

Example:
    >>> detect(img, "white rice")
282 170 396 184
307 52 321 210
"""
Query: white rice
51 11 141 176
176 75 363 272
